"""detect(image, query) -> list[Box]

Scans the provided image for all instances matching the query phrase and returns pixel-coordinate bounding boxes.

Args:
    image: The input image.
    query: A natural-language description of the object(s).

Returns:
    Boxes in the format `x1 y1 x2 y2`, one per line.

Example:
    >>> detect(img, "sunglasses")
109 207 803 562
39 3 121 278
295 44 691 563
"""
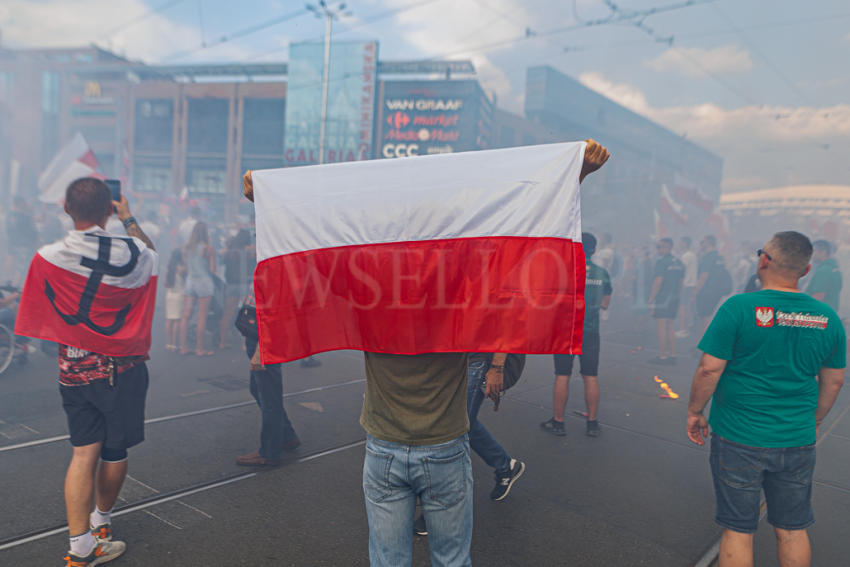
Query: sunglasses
757 248 773 261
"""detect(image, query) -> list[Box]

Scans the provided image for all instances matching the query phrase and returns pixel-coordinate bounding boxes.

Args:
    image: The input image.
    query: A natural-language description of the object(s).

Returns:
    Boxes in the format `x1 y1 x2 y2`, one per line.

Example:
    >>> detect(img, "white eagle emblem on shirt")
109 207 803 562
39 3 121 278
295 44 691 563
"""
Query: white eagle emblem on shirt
755 307 774 327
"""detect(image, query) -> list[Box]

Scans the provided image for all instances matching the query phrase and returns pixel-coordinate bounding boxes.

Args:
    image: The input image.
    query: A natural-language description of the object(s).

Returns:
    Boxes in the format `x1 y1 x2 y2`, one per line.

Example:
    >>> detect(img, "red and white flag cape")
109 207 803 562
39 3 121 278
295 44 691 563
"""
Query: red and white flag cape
252 142 587 363
15 228 158 356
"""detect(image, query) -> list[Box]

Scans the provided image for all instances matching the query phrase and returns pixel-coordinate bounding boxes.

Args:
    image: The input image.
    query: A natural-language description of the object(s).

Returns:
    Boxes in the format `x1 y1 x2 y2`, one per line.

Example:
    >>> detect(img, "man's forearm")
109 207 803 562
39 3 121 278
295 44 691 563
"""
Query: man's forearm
124 220 155 251
815 368 845 424
491 353 507 366
688 366 722 415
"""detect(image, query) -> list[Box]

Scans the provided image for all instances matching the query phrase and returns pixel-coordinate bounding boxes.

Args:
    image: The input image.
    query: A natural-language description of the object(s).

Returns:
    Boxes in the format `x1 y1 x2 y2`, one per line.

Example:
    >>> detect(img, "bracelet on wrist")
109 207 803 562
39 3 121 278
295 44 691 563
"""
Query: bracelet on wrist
122 216 137 228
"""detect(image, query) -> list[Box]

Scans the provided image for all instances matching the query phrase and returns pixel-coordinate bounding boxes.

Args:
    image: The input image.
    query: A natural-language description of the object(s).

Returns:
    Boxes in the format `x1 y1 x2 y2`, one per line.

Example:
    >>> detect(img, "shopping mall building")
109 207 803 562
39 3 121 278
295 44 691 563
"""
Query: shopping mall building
0 42 721 236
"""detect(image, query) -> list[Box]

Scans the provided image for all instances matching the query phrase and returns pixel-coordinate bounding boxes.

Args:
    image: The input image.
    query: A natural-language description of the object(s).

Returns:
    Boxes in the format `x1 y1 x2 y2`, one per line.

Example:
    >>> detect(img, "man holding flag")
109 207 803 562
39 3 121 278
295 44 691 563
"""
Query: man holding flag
244 139 609 565
16 178 157 567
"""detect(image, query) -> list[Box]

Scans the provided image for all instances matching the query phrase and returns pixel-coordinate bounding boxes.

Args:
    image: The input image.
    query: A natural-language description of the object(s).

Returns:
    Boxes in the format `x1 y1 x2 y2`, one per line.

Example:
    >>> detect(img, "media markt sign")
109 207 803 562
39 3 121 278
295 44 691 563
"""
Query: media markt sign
284 40 379 166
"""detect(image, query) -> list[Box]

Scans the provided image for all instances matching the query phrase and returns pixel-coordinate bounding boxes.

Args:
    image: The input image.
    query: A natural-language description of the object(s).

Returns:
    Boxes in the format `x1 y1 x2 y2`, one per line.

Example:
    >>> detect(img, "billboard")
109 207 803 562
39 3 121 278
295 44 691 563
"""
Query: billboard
377 80 493 159
284 40 378 166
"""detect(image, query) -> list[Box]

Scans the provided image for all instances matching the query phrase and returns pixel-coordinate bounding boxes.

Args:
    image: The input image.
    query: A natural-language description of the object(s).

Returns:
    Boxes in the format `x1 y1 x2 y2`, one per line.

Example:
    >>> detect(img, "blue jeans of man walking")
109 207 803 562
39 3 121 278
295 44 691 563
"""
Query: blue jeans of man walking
467 357 511 476
246 339 298 459
363 434 473 567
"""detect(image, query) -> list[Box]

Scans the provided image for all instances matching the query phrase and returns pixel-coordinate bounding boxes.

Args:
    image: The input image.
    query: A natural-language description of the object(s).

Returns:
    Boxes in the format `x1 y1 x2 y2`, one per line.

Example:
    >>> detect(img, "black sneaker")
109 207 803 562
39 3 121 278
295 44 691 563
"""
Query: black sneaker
413 513 428 536
540 418 566 437
586 420 601 437
490 459 525 501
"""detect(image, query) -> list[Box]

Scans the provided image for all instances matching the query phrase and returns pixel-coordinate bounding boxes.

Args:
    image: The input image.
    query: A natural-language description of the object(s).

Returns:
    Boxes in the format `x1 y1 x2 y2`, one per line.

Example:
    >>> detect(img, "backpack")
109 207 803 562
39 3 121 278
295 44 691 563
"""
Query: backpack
234 292 258 340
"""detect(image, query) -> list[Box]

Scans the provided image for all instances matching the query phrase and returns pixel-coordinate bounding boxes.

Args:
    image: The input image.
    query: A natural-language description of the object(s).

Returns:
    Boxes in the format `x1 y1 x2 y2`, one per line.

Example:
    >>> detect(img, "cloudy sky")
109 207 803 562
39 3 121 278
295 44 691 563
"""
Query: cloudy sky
1 0 848 192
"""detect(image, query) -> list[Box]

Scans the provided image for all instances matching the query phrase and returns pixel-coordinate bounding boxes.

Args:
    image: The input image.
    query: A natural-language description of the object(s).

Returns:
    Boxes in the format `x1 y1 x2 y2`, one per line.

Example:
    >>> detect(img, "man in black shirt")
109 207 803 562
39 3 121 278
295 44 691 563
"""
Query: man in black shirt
649 238 684 364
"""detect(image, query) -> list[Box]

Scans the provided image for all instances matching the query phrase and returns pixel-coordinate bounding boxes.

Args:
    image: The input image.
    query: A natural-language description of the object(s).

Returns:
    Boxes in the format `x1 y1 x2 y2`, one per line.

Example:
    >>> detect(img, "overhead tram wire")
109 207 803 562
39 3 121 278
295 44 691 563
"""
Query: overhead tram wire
161 8 310 62
104 0 187 39
240 0 447 62
710 2 816 107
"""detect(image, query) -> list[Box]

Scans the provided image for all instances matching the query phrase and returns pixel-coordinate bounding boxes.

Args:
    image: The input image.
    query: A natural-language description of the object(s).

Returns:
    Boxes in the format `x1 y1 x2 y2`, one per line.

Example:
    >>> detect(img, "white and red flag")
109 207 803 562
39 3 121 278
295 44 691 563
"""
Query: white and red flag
15 228 158 356
251 142 587 363
38 133 102 205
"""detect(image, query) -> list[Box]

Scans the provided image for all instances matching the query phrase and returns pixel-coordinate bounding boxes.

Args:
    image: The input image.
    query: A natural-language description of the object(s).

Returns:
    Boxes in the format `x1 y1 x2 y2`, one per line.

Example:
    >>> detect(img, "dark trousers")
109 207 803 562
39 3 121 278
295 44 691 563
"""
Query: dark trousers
246 339 298 459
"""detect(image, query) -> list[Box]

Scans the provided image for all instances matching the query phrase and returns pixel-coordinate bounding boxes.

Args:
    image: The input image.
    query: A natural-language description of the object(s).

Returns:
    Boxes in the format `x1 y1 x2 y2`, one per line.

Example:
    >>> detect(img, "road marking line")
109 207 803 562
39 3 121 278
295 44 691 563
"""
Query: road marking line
127 475 160 494
143 510 183 530
0 440 365 551
0 379 365 454
177 501 213 519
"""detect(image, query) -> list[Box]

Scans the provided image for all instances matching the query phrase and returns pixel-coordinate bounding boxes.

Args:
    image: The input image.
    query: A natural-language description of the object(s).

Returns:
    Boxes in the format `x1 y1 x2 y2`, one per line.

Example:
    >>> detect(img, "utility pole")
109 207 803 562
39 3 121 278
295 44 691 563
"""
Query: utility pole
306 1 353 165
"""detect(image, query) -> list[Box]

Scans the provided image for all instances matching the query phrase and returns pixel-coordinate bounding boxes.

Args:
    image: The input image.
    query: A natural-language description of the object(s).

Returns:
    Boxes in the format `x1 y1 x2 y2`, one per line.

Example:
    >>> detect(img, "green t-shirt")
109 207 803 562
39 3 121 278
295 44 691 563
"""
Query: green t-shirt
698 290 846 447
361 352 469 445
806 257 842 312
584 260 612 333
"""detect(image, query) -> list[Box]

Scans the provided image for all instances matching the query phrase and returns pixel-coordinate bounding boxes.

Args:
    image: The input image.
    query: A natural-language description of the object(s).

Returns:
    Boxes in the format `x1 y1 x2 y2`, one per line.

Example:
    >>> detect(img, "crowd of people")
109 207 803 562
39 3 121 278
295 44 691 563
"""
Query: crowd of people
1 137 847 567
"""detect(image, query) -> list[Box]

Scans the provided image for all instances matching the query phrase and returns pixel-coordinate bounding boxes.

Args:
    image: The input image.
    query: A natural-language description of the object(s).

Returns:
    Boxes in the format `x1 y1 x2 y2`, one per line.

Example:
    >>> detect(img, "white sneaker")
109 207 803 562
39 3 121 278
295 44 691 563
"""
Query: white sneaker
674 330 689 338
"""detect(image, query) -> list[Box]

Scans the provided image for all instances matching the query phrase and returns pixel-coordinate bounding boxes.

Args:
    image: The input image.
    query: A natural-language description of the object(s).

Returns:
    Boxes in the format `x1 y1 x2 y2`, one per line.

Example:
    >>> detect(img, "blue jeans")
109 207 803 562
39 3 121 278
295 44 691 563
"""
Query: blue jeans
467 358 511 476
710 434 816 533
363 434 473 567
246 339 297 459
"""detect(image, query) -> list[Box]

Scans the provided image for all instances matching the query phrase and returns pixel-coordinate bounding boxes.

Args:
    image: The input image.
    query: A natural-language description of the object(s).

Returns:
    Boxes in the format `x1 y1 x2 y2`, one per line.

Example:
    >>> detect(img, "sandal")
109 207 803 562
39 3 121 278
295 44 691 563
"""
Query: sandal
166 344 178 351
195 350 214 357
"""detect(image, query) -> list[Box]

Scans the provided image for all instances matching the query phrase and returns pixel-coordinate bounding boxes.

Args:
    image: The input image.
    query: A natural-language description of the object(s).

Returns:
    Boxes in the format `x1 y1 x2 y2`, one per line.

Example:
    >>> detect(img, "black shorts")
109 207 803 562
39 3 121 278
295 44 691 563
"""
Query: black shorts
553 332 600 376
652 297 680 319
60 363 149 449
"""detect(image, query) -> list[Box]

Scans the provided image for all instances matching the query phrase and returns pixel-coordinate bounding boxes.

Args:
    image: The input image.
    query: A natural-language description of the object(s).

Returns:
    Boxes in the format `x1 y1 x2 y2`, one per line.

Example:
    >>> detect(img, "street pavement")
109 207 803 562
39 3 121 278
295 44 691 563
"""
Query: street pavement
1 307 849 566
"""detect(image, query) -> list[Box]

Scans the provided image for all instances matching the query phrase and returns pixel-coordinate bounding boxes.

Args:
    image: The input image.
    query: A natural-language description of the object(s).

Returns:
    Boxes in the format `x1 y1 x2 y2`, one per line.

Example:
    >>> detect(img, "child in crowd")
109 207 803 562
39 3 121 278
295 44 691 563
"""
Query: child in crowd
164 250 186 351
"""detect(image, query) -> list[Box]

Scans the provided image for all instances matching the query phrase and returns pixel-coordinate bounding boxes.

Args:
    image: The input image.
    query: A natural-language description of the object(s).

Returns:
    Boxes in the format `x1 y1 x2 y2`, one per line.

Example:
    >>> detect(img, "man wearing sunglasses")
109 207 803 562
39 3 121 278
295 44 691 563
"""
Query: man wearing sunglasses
687 231 845 567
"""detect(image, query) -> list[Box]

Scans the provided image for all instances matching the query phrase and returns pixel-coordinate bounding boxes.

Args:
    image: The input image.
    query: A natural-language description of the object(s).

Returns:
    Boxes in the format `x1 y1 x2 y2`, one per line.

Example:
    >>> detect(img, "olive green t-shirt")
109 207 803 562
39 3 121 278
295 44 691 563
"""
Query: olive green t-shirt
698 290 846 447
360 352 470 445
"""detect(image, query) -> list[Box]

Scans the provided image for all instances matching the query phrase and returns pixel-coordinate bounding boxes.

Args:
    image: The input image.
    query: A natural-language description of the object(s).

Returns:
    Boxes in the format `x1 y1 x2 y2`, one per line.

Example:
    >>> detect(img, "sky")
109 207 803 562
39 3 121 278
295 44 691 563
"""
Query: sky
1 0 848 192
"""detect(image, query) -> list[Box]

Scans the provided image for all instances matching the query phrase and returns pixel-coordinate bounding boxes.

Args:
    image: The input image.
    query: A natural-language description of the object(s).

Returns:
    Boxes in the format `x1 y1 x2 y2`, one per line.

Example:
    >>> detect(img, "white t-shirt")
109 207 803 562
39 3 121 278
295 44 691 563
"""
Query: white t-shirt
681 250 698 287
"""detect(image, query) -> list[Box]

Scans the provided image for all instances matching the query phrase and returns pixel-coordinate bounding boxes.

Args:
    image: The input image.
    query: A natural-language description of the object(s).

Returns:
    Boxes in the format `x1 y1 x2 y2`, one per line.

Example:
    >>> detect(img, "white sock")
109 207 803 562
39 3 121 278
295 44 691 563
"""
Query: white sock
69 531 96 556
90 506 112 528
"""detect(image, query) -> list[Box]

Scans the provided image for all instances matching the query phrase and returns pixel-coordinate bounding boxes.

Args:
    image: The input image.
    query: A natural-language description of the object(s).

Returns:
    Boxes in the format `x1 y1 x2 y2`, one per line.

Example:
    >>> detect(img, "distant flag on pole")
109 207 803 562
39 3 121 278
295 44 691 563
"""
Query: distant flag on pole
251 142 589 364
38 133 102 205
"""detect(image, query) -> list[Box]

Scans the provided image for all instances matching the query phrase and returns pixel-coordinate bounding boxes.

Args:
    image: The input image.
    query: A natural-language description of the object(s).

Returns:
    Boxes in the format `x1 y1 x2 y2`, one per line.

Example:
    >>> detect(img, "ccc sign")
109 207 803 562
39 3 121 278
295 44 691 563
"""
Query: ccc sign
382 144 419 158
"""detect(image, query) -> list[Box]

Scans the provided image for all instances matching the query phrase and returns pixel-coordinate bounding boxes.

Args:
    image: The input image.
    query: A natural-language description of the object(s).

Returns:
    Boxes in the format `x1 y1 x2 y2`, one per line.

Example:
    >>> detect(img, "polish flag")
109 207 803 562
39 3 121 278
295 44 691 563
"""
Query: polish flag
38 133 102 205
660 184 688 224
251 142 588 364
15 228 159 356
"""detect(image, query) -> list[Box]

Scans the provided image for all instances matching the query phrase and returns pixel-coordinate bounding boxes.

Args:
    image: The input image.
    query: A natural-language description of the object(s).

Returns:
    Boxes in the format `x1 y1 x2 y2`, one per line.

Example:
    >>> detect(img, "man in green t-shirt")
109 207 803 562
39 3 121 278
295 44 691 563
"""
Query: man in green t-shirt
648 237 685 364
806 239 842 312
686 231 846 567
542 232 612 438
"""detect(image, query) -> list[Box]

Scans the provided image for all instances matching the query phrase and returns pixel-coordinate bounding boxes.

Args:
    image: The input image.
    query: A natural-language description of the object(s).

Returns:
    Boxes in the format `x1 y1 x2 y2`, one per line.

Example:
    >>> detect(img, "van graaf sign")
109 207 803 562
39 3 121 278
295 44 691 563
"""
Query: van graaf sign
379 81 486 159
284 40 378 166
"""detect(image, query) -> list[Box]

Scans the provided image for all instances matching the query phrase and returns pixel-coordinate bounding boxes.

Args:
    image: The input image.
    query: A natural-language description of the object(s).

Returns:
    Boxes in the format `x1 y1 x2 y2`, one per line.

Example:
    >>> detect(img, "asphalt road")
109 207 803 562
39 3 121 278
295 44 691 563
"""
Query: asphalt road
1 307 848 566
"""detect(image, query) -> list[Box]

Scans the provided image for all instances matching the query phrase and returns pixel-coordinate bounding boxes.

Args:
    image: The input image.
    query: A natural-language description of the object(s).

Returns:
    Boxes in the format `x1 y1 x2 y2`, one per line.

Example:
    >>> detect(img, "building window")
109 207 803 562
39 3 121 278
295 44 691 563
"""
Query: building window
187 98 228 154
186 157 226 194
134 99 173 152
134 156 172 193
242 98 285 158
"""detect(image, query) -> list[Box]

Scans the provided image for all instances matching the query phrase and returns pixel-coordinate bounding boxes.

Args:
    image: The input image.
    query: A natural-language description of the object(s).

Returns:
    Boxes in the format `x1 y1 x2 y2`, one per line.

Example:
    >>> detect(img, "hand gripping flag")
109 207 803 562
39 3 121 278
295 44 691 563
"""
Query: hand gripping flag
15 228 159 356
252 142 587 364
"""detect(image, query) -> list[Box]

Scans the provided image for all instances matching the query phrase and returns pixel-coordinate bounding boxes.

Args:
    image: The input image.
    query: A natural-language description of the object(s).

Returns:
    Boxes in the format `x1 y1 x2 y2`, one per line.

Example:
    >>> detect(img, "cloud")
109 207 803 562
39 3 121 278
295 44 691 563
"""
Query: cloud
578 72 850 190
388 0 544 110
645 44 753 77
0 0 226 62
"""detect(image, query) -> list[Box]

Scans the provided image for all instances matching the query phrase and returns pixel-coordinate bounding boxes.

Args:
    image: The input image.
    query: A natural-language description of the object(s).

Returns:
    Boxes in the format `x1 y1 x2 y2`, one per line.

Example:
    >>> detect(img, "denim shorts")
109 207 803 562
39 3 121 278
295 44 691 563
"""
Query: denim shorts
710 434 815 533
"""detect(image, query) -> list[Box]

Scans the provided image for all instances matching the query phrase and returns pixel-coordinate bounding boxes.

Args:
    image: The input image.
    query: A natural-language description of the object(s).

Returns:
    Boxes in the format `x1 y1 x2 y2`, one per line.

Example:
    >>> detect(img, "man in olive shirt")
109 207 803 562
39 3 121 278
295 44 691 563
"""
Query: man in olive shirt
806 239 842 312
687 231 845 567
361 140 611 567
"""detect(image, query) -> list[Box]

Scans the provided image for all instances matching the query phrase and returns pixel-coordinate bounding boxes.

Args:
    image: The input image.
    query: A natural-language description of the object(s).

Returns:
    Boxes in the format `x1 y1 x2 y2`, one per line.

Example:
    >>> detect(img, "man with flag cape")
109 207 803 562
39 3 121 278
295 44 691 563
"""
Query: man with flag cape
16 178 158 567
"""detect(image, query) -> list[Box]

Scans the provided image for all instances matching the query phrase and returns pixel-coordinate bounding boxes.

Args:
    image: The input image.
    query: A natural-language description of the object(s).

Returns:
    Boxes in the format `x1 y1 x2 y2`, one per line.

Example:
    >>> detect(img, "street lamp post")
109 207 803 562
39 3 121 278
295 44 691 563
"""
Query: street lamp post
306 1 353 165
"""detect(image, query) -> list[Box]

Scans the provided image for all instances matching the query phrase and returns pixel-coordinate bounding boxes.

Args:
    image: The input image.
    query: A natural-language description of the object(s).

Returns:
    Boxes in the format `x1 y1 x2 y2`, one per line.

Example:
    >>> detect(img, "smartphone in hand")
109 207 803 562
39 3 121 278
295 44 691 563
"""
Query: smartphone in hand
105 179 121 204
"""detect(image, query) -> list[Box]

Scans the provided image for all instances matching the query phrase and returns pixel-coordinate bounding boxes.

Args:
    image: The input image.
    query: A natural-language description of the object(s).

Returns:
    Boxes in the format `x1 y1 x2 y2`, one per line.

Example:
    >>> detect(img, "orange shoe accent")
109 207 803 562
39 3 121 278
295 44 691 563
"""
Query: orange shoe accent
63 556 88 567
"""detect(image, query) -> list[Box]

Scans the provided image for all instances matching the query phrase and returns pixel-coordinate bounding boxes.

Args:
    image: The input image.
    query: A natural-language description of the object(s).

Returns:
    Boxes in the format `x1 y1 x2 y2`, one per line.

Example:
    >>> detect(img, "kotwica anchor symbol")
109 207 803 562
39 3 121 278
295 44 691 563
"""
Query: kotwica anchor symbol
45 234 140 336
